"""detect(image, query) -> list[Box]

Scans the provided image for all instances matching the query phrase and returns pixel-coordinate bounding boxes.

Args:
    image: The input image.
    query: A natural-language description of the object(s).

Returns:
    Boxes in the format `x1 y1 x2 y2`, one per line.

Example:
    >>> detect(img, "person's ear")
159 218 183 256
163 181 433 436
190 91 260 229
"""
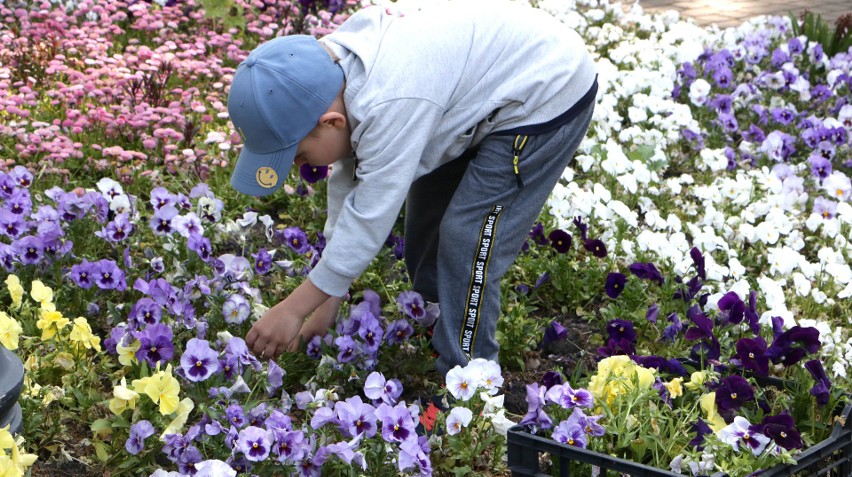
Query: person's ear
317 111 347 130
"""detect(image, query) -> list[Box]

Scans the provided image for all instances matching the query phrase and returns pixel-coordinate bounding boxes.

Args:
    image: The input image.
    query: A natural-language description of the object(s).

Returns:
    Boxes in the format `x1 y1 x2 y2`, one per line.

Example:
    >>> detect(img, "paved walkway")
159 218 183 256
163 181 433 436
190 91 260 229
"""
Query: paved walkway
624 0 850 29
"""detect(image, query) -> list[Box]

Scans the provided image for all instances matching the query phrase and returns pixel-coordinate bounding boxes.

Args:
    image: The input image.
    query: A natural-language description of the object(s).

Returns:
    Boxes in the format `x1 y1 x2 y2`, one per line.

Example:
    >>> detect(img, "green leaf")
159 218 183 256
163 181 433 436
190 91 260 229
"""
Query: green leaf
94 441 110 463
90 418 112 438
453 466 472 477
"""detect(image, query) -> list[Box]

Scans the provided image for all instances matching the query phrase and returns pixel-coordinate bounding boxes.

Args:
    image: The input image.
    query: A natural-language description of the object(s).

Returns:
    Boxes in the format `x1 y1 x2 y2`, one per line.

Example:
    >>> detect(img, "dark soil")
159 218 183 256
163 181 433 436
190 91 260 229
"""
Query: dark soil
502 313 600 416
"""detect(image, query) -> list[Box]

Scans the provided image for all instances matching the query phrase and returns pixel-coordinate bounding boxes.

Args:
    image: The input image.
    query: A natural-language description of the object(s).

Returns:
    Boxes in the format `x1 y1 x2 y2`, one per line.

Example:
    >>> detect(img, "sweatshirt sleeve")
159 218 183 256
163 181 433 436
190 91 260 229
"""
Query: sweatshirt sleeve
322 155 356 241
309 98 444 297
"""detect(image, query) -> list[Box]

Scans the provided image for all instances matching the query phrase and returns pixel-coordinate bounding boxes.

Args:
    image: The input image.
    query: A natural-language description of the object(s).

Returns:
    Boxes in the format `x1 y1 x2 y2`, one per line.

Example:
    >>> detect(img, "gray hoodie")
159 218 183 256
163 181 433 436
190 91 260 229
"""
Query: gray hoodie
309 1 597 297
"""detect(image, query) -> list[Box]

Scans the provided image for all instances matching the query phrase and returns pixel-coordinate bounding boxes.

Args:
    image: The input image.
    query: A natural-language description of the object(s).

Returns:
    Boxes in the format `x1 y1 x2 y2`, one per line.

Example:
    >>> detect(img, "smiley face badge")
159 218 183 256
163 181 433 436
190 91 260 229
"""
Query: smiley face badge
256 167 279 189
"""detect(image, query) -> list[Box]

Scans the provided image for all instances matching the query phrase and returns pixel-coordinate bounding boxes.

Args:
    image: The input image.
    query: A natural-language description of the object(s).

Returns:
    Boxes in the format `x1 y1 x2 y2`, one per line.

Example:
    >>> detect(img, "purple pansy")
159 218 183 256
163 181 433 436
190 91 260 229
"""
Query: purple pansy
180 338 220 382
299 164 328 183
545 383 594 410
282 226 311 255
519 383 553 432
335 396 377 438
375 401 416 444
135 323 175 366
718 416 770 456
551 420 587 448
237 426 272 462
385 319 413 346
125 420 155 455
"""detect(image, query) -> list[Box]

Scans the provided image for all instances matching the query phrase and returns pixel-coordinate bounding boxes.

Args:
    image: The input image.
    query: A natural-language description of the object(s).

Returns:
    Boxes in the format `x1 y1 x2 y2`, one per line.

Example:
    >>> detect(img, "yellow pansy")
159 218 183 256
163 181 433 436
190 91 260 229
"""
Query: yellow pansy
588 355 656 406
131 375 154 395
699 392 727 432
0 454 15 476
664 378 684 399
109 378 139 416
685 371 708 392
68 318 101 352
35 309 69 341
162 398 195 438
142 365 181 416
22 356 38 373
0 425 36 473
42 386 64 406
4 276 23 308
117 339 141 366
29 280 54 307
0 312 22 351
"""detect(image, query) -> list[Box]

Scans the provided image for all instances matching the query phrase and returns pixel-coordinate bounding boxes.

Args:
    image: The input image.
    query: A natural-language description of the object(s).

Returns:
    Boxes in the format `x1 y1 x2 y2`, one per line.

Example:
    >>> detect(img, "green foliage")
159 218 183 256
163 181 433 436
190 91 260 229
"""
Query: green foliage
789 10 852 57
198 0 247 31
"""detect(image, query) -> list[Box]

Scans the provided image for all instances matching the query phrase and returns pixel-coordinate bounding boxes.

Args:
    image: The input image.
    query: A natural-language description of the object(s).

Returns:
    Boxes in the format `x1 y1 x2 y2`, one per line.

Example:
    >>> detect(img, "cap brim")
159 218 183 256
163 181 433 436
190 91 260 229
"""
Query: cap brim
230 145 296 197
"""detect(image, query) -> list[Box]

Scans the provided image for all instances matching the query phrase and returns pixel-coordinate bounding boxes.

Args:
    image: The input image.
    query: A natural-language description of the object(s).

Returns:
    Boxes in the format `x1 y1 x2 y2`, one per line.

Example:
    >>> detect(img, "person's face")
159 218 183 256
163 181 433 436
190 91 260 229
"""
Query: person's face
293 112 351 169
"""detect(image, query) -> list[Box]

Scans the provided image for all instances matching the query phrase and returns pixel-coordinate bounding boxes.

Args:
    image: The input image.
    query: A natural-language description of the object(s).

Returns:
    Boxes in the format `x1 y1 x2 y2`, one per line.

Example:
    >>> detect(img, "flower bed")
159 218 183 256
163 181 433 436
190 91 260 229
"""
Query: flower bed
0 0 850 476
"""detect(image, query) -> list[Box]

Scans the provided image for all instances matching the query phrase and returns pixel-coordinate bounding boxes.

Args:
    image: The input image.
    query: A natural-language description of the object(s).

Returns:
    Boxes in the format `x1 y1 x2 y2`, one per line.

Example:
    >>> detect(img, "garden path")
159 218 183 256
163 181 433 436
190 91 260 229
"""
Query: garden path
624 0 849 29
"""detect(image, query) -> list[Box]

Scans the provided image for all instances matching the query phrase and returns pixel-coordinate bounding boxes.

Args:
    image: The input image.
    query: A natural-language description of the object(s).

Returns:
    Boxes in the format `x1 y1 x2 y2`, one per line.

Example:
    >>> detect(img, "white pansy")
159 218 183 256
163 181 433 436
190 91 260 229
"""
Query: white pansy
688 78 711 106
823 172 852 202
792 272 812 296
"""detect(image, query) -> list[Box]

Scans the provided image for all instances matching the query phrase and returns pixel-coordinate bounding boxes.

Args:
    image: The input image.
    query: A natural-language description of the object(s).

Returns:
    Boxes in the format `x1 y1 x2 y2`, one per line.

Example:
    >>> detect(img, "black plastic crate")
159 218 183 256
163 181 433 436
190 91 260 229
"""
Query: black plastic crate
508 400 852 477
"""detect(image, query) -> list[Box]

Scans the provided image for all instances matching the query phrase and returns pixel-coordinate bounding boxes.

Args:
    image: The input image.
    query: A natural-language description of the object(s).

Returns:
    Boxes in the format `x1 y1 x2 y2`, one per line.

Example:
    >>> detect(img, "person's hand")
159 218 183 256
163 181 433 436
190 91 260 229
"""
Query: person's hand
298 296 343 344
246 304 304 359
245 278 331 359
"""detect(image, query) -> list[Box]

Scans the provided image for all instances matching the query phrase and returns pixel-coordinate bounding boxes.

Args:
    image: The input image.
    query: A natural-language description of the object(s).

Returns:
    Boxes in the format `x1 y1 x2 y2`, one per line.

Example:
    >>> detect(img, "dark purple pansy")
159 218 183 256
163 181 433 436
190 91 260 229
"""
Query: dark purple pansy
684 306 715 341
628 262 664 285
805 359 832 406
548 229 572 253
717 291 745 325
529 222 548 246
541 371 563 389
385 319 413 346
583 238 607 258
715 375 754 411
542 320 568 345
689 417 713 449
605 272 627 299
606 319 636 344
689 247 706 280
733 337 769 375
645 304 659 323
299 164 329 183
93 259 127 291
572 216 588 240
767 326 821 367
335 335 357 363
753 412 802 450
662 312 683 341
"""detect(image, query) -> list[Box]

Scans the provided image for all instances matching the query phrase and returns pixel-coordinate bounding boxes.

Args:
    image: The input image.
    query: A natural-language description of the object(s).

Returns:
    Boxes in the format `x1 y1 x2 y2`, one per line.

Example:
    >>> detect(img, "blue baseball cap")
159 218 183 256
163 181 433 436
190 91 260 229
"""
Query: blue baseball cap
228 35 344 196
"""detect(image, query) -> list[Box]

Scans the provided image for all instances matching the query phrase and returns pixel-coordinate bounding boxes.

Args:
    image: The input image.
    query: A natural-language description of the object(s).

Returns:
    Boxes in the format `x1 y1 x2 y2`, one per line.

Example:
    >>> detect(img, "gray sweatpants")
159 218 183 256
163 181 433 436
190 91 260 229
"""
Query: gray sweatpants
404 100 595 376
